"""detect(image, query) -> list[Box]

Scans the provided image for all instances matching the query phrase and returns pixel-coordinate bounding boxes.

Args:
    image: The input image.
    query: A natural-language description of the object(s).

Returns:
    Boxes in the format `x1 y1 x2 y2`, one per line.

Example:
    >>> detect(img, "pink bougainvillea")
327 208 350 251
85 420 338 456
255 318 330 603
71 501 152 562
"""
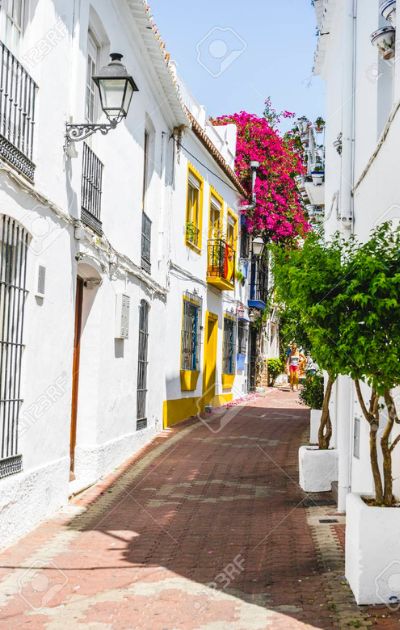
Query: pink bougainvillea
213 106 310 243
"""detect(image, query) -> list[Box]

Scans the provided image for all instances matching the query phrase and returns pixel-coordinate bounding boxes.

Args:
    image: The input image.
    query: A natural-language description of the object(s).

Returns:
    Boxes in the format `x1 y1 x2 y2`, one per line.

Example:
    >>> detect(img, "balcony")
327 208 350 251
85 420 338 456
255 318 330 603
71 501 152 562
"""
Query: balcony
0 42 37 181
248 259 269 311
207 239 235 291
81 143 103 235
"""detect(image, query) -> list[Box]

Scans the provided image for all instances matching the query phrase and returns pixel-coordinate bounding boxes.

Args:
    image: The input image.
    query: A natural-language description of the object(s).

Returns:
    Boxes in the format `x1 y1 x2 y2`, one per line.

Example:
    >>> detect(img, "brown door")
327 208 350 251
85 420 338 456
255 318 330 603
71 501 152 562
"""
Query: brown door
70 277 83 479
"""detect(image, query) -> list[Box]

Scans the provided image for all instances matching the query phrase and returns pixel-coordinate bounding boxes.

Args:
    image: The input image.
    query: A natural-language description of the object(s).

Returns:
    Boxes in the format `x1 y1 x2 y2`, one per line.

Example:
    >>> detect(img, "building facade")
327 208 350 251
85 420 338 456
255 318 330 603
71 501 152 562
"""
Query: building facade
0 0 259 549
313 0 400 511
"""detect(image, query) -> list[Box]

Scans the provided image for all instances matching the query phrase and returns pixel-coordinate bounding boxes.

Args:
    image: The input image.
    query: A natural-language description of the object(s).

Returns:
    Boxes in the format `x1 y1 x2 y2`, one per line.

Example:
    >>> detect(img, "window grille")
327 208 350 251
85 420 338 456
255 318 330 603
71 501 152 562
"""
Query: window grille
181 294 201 371
0 39 37 180
141 212 151 274
81 142 103 234
0 214 28 479
186 172 201 248
353 415 360 459
237 320 248 355
223 316 236 375
137 300 149 422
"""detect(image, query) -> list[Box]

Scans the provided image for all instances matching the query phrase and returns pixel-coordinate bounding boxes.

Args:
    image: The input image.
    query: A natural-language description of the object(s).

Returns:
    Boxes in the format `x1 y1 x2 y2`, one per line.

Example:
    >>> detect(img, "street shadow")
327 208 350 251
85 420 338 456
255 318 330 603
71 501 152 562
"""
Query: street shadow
64 398 335 628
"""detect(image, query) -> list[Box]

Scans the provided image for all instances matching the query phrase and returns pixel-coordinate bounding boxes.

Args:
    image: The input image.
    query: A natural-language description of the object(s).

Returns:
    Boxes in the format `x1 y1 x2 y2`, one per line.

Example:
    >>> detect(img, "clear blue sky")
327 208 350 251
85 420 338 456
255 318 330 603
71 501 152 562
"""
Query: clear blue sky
149 0 324 130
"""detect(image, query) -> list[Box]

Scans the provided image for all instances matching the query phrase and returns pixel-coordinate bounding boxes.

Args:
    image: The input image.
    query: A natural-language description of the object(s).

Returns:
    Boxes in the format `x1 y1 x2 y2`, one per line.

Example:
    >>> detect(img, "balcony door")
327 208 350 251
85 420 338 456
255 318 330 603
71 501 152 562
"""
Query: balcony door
202 312 218 407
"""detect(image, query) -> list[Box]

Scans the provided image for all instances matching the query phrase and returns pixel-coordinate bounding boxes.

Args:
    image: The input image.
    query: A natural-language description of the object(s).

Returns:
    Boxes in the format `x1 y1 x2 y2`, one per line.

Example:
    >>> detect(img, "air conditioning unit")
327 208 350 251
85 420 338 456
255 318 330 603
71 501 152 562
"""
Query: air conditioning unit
115 293 130 339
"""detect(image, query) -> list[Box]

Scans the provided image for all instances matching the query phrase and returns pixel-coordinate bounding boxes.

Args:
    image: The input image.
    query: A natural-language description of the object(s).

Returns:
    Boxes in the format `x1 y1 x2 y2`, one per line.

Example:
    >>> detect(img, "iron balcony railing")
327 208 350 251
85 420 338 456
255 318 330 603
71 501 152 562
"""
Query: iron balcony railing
207 238 236 286
81 143 103 235
0 41 37 181
250 259 269 304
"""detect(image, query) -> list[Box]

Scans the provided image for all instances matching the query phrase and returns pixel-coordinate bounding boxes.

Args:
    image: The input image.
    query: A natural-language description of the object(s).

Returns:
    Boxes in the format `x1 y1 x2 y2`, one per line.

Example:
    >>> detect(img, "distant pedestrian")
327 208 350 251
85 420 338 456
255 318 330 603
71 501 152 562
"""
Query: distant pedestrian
286 342 305 392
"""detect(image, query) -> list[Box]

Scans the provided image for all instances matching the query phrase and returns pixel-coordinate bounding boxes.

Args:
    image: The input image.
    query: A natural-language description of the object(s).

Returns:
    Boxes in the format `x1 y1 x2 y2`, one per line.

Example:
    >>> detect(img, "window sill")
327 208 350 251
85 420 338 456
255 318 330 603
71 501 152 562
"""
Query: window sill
222 373 235 390
180 370 200 392
185 240 202 255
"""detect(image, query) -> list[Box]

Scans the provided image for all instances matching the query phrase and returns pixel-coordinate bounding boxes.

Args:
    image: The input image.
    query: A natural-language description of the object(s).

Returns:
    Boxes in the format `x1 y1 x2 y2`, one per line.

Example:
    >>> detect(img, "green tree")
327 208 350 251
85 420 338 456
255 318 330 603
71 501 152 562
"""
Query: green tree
272 233 352 449
337 223 400 506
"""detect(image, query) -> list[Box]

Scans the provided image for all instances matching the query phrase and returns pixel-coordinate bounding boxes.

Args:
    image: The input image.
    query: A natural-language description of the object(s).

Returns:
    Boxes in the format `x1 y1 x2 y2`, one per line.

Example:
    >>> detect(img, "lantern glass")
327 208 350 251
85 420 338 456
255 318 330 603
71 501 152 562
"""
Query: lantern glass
252 237 264 257
93 53 138 123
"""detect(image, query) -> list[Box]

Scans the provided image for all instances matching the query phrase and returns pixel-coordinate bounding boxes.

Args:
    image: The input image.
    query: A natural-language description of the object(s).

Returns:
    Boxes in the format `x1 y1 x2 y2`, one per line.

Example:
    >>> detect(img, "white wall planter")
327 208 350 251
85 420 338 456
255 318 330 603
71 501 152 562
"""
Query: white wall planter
381 0 396 24
299 445 338 492
371 26 396 60
346 493 400 605
311 172 324 185
310 409 322 444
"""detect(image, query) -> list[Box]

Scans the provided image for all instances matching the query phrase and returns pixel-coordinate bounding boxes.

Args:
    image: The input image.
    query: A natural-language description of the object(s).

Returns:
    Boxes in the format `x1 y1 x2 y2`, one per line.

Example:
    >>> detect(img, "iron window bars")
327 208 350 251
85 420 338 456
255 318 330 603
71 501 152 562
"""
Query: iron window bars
237 320 248 356
81 142 103 235
0 215 28 479
137 300 149 426
141 212 151 274
181 293 202 371
0 40 37 181
223 316 236 375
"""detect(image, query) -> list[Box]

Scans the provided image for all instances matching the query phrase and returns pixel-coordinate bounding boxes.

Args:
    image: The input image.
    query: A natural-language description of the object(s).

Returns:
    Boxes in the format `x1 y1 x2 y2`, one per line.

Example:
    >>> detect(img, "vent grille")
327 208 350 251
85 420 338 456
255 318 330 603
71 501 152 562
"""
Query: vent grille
136 418 147 431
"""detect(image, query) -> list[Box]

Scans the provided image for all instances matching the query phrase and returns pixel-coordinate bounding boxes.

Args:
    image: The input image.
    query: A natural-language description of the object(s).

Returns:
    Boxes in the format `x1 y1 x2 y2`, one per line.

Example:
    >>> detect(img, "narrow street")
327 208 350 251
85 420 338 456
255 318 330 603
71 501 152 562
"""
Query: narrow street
0 390 392 629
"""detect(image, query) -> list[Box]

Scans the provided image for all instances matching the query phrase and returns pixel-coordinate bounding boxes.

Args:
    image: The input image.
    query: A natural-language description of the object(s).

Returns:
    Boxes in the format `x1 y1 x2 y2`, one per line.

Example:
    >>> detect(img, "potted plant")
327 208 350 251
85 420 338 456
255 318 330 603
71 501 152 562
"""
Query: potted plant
311 164 324 185
370 26 396 60
335 223 400 605
314 116 325 133
299 371 324 443
380 0 396 24
185 221 199 246
272 234 352 492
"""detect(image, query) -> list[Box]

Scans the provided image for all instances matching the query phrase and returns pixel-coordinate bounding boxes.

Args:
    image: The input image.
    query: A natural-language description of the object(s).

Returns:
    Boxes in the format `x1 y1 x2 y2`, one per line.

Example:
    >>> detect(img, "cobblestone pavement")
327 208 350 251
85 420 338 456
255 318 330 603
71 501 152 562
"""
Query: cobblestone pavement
0 388 397 629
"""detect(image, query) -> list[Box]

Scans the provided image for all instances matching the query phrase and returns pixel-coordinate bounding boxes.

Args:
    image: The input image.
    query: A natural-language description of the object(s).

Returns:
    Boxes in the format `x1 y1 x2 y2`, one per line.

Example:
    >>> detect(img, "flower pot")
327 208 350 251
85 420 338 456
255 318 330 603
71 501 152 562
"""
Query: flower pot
298 445 338 492
346 493 400 604
310 409 322 444
311 172 324 186
371 26 396 60
381 0 396 24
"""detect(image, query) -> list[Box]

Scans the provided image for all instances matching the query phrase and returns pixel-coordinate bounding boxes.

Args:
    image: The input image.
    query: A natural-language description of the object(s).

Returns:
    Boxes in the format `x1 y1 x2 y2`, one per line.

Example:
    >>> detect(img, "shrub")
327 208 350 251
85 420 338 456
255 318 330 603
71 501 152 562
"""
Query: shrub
267 358 285 386
299 372 324 410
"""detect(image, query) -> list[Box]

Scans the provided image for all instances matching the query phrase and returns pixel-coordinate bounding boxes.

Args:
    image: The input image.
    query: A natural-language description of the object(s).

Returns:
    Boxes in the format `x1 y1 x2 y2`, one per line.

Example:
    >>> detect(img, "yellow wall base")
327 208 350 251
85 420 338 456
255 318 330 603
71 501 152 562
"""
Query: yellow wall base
180 370 200 391
163 393 234 428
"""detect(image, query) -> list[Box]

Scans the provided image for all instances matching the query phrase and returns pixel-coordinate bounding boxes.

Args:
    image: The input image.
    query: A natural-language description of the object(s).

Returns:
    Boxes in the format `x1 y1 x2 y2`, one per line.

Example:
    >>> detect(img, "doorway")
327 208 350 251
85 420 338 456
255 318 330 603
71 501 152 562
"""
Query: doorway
202 312 218 407
70 276 83 479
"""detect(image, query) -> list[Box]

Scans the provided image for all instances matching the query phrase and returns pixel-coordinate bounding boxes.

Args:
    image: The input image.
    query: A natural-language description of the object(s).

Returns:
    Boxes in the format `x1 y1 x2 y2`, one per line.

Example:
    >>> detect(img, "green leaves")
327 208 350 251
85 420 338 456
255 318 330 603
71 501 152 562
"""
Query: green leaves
272 222 400 393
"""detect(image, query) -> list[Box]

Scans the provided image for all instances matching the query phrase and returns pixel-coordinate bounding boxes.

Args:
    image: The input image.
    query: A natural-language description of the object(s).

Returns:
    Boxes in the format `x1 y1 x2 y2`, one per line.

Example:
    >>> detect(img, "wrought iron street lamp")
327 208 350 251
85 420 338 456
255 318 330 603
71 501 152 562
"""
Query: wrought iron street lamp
252 237 265 258
65 53 138 151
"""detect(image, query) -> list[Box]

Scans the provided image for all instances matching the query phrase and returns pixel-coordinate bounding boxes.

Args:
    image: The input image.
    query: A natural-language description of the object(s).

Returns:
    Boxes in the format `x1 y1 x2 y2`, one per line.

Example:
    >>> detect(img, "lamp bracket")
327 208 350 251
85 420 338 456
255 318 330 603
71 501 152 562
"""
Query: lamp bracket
64 120 119 150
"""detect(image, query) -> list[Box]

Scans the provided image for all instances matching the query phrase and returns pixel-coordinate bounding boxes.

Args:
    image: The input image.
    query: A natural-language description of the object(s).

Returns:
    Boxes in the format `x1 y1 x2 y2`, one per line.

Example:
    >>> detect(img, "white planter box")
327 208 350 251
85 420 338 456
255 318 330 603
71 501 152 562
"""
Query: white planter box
299 445 338 492
346 492 400 605
310 409 322 444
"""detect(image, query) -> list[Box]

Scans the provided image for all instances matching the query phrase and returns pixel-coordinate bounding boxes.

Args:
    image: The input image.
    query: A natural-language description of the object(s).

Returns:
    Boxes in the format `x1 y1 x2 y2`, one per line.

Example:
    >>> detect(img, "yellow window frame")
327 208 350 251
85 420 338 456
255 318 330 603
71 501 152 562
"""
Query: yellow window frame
226 209 238 251
208 187 224 240
185 163 204 253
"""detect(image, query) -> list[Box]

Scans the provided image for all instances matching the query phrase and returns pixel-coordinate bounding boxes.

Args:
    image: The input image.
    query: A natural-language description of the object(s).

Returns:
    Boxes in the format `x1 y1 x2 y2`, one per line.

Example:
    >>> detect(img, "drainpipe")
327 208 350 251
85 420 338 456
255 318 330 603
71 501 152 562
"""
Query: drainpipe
337 0 357 513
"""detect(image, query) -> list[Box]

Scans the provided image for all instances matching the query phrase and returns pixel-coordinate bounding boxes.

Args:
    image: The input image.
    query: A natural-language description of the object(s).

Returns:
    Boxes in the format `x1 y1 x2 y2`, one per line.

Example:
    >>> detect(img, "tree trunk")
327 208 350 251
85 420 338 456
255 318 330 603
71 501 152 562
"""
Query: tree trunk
318 375 334 450
354 380 383 505
382 389 398 506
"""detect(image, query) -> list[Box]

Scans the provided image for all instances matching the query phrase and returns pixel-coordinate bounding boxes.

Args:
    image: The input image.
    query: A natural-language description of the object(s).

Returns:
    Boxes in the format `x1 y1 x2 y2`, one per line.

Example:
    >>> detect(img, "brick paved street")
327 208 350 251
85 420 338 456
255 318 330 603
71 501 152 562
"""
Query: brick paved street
0 389 397 629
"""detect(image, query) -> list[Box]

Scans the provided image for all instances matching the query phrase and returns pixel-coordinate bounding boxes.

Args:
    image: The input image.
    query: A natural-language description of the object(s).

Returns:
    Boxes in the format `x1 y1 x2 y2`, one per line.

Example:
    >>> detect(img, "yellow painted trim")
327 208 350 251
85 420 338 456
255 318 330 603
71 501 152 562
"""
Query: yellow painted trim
180 370 200 392
227 208 238 247
202 311 219 407
185 163 204 253
163 393 234 428
222 373 235 390
163 397 199 428
208 186 224 239
207 276 235 291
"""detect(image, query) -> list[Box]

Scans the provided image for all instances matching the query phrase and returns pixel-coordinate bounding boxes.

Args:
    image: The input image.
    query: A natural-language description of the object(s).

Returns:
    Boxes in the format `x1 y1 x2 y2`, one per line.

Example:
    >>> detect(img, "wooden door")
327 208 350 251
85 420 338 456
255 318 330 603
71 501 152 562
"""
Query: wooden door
70 277 83 479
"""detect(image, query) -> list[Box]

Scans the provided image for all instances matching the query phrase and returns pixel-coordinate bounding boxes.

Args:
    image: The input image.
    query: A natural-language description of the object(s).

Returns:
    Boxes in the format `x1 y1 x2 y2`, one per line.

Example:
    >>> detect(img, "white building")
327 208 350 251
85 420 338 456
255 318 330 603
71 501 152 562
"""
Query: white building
313 0 400 603
0 0 258 550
